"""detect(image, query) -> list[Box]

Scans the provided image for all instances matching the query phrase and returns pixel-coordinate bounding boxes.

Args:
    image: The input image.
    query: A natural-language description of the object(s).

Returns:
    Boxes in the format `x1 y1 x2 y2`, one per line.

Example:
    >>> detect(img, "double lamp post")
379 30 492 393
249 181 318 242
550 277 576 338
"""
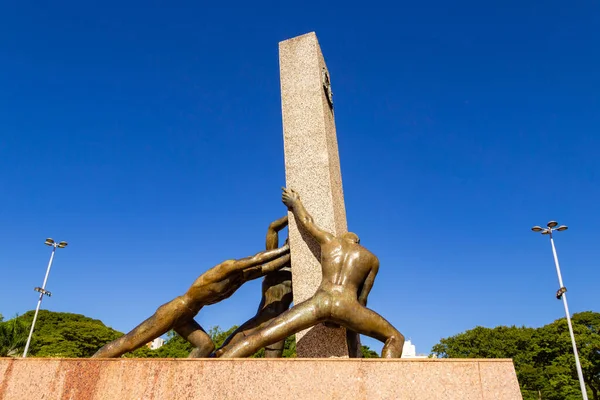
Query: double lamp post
22 238 68 358
531 221 588 400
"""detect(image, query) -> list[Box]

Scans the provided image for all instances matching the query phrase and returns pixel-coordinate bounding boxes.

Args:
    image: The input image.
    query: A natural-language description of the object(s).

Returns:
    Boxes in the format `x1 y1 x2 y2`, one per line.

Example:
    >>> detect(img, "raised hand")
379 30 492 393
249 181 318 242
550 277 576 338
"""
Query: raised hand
281 187 300 209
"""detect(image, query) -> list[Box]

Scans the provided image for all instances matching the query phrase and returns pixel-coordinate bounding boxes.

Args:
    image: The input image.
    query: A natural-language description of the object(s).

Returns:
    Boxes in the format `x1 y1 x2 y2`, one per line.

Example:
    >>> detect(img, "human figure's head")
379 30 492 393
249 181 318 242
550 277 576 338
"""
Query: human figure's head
341 232 360 244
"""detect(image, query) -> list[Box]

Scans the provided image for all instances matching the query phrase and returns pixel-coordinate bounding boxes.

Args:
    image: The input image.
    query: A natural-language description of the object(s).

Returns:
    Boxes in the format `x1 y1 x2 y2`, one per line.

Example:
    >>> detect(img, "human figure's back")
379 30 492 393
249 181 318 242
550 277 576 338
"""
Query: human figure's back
320 239 376 293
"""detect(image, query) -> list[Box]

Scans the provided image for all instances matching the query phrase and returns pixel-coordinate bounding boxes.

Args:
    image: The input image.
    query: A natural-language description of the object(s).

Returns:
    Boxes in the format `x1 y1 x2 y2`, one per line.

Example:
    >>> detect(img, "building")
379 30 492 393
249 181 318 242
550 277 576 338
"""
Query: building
401 340 428 359
146 337 165 350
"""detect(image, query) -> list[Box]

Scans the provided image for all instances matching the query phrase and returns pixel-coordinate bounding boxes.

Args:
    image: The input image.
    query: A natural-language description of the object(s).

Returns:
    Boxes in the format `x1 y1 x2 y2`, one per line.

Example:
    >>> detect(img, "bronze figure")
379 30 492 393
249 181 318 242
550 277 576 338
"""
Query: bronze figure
218 187 405 358
210 216 292 358
92 232 290 358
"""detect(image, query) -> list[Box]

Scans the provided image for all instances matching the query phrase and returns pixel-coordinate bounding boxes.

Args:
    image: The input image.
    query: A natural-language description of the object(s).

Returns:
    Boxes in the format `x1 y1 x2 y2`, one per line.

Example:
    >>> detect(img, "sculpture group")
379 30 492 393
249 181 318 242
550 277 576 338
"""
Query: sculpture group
94 32 405 360
93 188 404 359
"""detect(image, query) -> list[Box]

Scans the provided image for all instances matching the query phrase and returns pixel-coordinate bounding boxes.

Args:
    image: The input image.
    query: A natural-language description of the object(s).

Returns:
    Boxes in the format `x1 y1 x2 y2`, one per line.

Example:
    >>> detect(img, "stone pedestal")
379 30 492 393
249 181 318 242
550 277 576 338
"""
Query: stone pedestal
280 32 350 357
0 358 523 399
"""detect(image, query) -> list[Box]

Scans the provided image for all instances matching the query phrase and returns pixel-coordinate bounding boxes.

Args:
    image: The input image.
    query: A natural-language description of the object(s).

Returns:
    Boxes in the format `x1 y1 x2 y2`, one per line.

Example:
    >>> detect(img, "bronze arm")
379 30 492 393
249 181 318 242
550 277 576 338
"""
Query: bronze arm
282 187 333 245
266 215 289 250
358 261 379 307
242 253 291 281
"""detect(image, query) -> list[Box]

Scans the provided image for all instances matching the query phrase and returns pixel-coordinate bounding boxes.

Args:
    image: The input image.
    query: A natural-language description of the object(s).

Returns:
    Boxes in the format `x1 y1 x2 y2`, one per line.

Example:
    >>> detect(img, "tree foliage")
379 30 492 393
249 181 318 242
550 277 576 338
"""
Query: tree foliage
249 333 297 358
432 311 600 400
125 326 243 358
3 310 380 360
18 310 122 358
124 329 198 358
0 314 30 357
209 325 239 350
125 325 298 358
361 345 380 358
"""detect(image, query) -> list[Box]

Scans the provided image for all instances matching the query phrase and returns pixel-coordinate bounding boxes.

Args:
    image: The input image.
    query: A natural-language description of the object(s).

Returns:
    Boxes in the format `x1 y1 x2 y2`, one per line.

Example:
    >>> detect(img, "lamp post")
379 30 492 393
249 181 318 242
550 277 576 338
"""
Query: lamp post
531 221 588 400
22 238 68 358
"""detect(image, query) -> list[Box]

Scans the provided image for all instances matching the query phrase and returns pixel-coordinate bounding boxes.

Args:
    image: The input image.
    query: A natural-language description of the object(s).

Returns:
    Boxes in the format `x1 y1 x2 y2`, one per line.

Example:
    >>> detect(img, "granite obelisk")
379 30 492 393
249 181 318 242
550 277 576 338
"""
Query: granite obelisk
279 32 357 357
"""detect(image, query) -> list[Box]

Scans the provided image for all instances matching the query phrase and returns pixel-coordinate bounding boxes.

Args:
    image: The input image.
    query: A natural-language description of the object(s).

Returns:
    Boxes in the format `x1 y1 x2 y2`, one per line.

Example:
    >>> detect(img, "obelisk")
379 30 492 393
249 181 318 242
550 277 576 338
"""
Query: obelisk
279 32 354 357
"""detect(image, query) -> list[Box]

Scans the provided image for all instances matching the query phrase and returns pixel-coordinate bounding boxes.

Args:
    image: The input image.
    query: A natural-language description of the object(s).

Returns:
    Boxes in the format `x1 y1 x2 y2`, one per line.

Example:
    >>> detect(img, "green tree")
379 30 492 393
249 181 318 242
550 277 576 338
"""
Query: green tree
572 312 600 400
532 311 600 400
123 345 155 358
250 335 297 358
282 335 296 358
431 312 599 400
157 330 196 357
208 325 295 358
125 326 242 358
4 310 379 361
125 330 197 358
361 345 379 358
19 310 122 358
0 314 30 357
209 325 239 349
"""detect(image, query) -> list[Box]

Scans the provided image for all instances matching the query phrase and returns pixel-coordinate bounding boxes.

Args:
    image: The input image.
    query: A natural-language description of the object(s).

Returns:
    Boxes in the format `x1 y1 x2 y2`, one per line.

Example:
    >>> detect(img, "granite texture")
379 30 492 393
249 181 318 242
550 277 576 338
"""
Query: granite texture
0 358 523 400
279 32 350 357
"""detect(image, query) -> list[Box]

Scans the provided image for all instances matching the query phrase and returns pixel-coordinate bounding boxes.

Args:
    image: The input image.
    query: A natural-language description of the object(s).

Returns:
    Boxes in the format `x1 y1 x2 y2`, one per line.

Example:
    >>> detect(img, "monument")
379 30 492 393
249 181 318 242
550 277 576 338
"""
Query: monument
279 32 358 357
91 31 402 361
0 32 524 400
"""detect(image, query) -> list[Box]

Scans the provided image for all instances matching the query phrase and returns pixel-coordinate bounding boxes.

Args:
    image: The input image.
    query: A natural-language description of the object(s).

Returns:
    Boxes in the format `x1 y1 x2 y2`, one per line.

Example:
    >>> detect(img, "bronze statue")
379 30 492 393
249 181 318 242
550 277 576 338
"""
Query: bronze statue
92 229 291 358
210 216 292 358
218 187 405 358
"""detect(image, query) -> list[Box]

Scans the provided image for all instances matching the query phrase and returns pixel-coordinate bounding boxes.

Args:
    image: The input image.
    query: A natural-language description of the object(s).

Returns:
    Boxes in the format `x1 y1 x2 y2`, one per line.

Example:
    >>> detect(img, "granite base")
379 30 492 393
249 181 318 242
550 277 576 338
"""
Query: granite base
0 358 523 400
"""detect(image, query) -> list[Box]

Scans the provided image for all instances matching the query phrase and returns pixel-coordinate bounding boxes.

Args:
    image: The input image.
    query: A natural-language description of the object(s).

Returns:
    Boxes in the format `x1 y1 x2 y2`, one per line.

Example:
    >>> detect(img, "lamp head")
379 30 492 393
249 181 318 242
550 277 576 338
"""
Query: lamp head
547 221 558 228
556 225 568 232
57 241 68 248
531 226 544 232
45 238 55 246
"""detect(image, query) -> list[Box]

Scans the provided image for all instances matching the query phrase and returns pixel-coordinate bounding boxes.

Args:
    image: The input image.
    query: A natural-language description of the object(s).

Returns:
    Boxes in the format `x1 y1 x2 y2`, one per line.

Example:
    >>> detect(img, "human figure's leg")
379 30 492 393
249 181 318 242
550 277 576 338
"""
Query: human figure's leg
264 339 286 358
346 329 363 358
217 297 293 356
218 299 323 358
93 296 196 358
212 314 262 357
174 320 215 358
338 305 404 358
215 276 292 357
261 274 293 357
220 300 292 357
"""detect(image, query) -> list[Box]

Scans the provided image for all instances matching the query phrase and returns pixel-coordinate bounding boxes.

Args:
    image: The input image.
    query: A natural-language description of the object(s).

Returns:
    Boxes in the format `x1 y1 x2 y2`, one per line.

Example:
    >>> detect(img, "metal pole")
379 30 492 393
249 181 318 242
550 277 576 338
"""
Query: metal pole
22 246 56 358
549 235 588 400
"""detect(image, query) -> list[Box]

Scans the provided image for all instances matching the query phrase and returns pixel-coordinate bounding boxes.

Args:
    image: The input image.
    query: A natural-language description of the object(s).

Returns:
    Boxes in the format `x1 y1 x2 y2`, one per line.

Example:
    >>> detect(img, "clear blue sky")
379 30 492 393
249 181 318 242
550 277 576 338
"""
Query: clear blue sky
1 0 598 355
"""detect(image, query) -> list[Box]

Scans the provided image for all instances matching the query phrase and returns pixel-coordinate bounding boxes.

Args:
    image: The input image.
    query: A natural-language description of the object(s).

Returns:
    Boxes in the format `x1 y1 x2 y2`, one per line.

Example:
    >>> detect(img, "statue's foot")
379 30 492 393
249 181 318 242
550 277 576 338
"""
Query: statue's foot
92 345 113 358
188 345 217 358
381 334 405 358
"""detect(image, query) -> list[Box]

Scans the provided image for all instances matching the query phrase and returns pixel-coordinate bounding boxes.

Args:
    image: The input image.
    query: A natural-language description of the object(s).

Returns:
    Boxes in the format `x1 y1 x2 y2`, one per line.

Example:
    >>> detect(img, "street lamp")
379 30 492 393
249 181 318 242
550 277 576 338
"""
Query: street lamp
531 221 588 400
22 238 68 358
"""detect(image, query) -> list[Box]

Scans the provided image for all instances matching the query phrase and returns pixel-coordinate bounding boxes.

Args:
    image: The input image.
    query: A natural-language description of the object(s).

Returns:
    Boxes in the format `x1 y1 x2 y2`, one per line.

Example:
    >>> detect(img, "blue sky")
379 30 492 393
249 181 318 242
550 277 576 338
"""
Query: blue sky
1 0 598 355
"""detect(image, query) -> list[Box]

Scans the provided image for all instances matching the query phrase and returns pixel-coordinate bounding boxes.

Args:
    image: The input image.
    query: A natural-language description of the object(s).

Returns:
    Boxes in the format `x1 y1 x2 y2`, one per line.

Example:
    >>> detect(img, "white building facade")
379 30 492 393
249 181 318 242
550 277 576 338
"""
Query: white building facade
400 340 428 359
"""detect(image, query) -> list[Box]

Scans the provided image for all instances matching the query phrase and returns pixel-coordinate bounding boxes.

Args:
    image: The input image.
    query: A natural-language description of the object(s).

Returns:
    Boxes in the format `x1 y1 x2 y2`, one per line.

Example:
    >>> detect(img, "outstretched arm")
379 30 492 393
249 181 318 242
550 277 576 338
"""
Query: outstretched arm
281 187 333 245
242 253 291 281
234 244 290 270
266 215 288 250
358 260 379 307
204 244 290 283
